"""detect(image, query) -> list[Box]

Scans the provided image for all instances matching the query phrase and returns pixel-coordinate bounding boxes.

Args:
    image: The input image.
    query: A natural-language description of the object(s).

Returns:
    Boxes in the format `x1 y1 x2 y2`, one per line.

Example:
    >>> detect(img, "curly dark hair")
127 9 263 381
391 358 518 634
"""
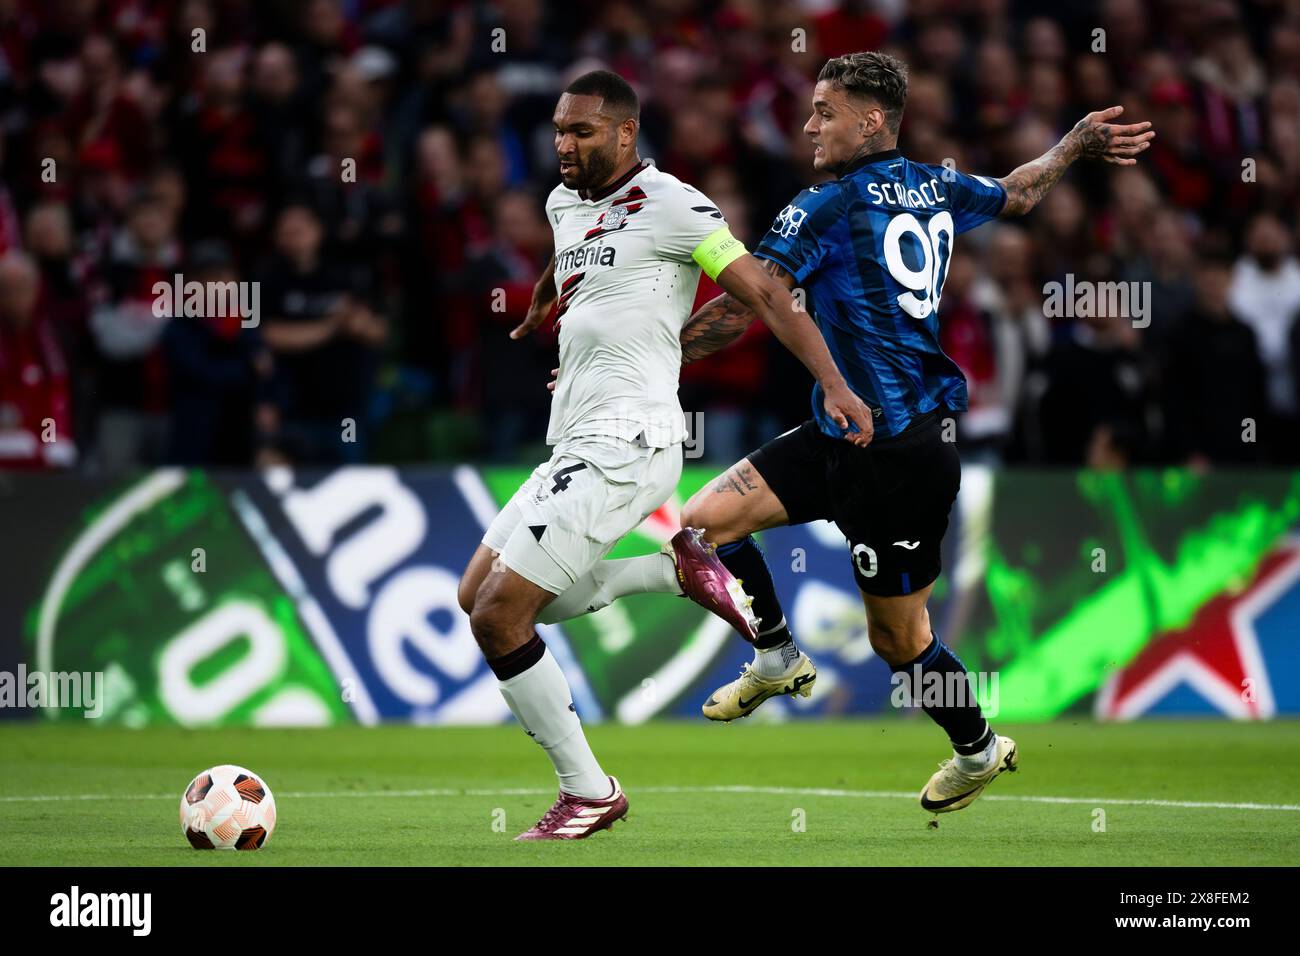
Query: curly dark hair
817 52 909 133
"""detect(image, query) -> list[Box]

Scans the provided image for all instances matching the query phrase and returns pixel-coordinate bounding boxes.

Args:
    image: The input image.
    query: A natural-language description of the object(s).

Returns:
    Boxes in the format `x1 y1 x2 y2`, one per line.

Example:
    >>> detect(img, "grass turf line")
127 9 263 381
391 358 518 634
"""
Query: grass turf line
1 720 1297 866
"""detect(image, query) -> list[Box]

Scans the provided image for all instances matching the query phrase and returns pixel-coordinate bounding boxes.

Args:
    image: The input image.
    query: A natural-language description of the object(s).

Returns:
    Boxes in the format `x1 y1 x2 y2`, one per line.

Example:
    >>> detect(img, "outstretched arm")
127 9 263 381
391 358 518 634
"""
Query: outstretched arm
998 105 1154 217
680 258 792 364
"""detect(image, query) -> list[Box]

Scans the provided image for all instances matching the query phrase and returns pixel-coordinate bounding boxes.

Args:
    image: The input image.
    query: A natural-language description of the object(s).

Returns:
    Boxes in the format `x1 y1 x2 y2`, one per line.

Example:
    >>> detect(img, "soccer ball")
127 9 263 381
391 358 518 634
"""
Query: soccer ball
179 765 277 850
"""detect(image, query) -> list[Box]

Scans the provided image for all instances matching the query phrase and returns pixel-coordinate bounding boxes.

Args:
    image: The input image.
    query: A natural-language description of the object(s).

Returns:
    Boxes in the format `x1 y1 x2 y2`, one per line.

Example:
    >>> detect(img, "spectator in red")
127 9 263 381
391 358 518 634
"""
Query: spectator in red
177 46 269 241
24 202 93 445
407 127 492 403
0 131 22 257
71 137 133 270
814 1 888 60
467 189 555 461
940 254 1009 461
63 34 153 179
403 125 473 382
1189 13 1267 164
0 251 77 469
1145 79 1216 214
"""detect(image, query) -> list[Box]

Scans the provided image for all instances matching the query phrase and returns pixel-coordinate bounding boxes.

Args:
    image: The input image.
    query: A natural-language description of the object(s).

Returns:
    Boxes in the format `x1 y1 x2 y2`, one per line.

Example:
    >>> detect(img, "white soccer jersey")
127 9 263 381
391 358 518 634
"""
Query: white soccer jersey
544 160 742 447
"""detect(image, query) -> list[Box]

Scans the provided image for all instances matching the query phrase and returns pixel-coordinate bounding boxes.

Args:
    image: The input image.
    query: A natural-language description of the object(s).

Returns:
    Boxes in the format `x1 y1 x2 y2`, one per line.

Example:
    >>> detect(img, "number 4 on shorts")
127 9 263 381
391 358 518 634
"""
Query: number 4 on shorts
550 463 587 494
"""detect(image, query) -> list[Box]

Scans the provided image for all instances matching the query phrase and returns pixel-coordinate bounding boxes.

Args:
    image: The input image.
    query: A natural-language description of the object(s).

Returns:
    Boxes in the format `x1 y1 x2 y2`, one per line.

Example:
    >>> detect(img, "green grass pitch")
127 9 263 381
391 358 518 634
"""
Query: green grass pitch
2 720 1297 866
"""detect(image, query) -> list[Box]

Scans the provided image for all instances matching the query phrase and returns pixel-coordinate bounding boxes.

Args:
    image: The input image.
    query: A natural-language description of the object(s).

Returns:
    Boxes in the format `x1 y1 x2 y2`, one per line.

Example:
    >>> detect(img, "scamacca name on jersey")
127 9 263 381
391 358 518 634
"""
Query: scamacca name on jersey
772 176 958 239
865 178 951 210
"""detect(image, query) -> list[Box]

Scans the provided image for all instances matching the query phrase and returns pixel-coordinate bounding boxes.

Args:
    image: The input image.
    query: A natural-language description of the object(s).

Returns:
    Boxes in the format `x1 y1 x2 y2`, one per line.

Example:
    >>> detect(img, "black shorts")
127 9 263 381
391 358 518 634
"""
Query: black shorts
747 411 960 597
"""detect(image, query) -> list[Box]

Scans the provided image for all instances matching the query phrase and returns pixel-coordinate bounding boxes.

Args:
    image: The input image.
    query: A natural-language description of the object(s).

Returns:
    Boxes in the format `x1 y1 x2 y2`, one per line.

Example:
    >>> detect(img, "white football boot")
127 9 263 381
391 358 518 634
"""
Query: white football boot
701 653 817 721
919 735 1019 813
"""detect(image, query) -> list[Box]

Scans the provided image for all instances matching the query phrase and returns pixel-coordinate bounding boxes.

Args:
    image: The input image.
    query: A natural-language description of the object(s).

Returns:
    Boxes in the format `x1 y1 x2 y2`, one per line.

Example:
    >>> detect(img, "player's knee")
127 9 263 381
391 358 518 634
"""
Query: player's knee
866 619 911 664
468 598 511 654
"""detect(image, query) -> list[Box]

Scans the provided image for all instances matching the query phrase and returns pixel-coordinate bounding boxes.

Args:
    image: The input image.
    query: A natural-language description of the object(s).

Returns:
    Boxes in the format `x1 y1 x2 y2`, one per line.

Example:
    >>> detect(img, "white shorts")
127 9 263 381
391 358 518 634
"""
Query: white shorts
483 435 682 594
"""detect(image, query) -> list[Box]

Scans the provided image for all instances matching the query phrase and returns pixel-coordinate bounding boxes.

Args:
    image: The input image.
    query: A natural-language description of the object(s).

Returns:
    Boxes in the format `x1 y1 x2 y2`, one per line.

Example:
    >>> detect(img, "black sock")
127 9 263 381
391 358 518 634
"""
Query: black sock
890 632 992 754
715 535 795 651
486 633 546 680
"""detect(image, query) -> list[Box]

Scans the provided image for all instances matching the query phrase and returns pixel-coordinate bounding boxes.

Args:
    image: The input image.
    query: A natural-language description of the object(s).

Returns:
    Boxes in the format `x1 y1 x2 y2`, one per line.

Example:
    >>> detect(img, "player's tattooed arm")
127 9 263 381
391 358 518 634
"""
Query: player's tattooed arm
998 106 1154 217
680 260 793 364
511 252 556 339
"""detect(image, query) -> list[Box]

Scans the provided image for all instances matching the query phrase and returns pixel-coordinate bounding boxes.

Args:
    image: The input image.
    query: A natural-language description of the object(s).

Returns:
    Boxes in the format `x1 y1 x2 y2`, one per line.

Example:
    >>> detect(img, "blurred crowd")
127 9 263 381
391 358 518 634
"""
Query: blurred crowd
0 0 1298 472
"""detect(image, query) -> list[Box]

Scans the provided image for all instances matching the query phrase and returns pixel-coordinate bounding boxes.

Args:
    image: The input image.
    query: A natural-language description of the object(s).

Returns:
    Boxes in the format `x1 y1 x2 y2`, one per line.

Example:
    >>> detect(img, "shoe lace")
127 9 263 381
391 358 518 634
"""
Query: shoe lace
934 758 980 789
531 794 572 831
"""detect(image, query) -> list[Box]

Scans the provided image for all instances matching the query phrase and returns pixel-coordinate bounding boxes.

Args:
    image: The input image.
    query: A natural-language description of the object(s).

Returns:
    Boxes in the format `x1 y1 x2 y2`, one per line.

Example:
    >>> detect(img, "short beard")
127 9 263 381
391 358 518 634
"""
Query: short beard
575 146 619 194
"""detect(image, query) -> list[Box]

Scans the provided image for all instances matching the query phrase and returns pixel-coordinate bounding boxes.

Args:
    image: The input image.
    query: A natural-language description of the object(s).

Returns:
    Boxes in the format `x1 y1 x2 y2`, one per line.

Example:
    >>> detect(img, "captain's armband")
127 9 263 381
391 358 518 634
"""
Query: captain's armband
692 226 747 280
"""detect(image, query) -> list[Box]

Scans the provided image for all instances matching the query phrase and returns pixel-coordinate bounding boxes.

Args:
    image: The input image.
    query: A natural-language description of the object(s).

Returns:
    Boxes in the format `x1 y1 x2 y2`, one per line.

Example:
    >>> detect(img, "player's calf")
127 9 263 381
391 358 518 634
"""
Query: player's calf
884 628 993 753
713 535 800 662
473 565 615 806
878 618 1014 813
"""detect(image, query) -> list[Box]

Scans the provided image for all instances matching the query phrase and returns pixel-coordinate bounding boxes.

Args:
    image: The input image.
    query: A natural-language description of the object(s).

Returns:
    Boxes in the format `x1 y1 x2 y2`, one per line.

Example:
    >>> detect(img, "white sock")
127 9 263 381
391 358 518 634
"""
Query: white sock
751 619 800 678
954 730 998 774
497 648 611 798
537 551 679 624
